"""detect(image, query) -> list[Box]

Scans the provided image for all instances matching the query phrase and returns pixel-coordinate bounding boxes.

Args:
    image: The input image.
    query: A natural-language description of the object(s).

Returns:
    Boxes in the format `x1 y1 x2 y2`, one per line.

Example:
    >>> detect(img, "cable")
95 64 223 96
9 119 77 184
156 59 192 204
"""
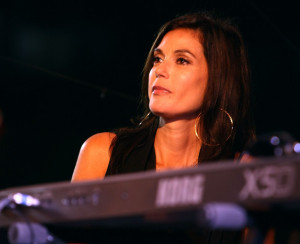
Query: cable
0 55 137 102
247 0 300 55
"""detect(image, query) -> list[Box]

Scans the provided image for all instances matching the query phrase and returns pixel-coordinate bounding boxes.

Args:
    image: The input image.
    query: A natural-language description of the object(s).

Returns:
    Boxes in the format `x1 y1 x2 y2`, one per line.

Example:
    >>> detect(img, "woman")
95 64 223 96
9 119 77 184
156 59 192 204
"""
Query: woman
72 11 255 181
71 11 256 244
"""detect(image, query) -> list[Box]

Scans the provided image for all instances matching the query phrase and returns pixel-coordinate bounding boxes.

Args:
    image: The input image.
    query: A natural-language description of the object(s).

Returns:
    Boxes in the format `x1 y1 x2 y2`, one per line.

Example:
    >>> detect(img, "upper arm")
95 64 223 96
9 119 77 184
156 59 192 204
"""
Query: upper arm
71 132 116 182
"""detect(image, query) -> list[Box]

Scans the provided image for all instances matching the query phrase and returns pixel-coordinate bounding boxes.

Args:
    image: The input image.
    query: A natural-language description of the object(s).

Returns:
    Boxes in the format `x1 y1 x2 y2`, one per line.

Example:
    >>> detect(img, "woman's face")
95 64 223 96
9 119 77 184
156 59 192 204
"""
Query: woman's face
148 28 208 121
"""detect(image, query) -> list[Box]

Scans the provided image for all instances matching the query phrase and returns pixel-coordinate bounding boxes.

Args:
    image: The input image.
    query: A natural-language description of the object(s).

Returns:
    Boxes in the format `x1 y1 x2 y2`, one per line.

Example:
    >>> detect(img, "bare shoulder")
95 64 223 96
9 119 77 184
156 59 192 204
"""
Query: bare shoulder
84 132 116 150
71 132 116 182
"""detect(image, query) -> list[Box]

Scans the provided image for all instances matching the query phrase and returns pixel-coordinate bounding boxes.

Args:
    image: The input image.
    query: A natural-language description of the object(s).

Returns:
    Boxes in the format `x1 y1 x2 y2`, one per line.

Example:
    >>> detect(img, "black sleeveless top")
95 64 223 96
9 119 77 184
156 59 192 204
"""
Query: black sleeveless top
105 127 157 175
104 130 243 244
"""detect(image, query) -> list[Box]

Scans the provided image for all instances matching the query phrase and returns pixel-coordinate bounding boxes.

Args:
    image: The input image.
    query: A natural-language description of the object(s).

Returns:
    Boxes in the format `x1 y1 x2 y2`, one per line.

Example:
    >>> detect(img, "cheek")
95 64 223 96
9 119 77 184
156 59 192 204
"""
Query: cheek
181 73 207 102
149 68 155 81
148 69 155 95
187 69 208 90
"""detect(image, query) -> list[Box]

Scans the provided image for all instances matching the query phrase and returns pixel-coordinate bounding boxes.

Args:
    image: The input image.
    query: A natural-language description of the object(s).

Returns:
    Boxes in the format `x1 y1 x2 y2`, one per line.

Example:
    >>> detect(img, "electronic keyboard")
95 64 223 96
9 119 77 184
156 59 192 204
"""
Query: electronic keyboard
0 155 300 229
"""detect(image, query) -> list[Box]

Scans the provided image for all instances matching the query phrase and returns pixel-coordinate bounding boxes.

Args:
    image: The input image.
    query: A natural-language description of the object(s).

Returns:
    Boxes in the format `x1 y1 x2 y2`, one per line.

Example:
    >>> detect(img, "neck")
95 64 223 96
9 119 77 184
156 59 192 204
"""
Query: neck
154 118 201 170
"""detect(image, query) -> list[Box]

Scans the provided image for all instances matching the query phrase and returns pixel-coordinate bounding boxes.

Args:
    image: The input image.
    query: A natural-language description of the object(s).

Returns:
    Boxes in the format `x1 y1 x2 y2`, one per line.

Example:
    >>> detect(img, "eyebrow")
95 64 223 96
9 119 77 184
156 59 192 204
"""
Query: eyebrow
174 49 197 58
154 48 197 58
153 48 163 55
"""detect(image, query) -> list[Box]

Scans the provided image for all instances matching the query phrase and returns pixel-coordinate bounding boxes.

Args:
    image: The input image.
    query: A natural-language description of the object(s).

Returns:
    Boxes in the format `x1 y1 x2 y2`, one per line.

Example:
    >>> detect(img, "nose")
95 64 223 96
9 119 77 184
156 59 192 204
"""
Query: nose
154 60 169 79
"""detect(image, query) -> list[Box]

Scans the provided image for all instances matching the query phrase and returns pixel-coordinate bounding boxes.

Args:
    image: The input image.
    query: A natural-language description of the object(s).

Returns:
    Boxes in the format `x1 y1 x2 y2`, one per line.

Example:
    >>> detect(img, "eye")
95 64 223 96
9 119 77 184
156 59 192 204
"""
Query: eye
176 57 190 65
153 56 163 64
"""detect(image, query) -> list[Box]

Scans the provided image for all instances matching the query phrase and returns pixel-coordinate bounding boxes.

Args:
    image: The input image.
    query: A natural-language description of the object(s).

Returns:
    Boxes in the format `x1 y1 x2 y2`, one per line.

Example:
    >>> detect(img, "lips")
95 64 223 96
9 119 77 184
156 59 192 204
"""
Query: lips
152 85 171 95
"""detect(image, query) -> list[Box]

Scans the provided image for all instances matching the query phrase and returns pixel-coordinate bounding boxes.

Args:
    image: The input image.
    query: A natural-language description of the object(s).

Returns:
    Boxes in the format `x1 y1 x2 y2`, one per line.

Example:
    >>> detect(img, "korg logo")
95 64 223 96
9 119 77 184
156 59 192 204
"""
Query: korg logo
155 175 205 207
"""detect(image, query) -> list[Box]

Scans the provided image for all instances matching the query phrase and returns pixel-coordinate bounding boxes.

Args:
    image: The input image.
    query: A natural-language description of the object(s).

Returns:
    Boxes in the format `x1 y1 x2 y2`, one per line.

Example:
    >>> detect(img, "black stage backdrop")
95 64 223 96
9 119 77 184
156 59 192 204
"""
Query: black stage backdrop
0 0 299 189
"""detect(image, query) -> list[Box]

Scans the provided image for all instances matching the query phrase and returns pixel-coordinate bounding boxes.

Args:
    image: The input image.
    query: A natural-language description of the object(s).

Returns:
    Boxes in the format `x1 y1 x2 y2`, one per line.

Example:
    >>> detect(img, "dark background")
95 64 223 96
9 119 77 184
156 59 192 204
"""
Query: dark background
0 0 299 189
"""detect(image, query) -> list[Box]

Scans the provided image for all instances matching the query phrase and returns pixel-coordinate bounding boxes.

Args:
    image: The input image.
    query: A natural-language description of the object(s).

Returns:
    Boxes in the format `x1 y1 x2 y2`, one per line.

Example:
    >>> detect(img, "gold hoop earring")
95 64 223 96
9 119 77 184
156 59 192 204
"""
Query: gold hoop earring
194 113 201 141
139 112 151 126
194 108 234 146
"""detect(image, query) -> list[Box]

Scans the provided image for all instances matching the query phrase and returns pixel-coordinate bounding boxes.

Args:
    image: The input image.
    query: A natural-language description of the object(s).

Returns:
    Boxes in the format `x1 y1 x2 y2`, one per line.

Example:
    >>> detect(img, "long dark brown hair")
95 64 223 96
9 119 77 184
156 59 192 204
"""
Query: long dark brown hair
108 11 255 174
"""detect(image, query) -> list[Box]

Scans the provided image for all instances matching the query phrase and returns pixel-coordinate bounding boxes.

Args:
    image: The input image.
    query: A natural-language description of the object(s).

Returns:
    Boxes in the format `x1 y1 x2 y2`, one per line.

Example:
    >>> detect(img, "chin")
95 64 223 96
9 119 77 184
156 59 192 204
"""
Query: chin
150 109 164 117
151 108 200 122
150 110 177 120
